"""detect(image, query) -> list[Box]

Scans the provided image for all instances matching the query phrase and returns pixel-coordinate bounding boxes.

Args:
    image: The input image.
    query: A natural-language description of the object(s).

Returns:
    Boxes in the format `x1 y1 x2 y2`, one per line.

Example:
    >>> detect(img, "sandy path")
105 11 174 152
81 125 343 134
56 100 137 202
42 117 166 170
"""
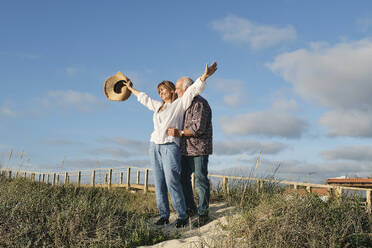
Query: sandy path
138 202 235 248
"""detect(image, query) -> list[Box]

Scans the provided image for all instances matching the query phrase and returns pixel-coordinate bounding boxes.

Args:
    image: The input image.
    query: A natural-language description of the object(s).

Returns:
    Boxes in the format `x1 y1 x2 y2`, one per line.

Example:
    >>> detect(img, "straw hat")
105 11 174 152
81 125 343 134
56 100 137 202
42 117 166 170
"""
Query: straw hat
104 71 133 101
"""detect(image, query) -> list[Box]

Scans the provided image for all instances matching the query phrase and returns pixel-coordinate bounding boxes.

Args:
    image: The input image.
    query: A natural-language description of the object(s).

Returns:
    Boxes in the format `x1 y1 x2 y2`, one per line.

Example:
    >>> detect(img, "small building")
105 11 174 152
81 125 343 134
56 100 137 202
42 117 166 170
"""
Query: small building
326 178 372 189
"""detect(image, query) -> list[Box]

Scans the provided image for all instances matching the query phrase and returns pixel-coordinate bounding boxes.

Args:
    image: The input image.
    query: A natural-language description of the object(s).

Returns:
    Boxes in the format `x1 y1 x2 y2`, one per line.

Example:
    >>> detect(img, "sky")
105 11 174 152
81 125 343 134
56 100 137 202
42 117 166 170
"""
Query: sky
1 0 372 183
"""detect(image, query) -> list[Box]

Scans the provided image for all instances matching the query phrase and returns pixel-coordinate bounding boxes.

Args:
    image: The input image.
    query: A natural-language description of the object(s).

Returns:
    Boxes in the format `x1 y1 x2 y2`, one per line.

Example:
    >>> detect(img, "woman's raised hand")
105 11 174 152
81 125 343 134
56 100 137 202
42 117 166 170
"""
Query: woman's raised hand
123 77 140 96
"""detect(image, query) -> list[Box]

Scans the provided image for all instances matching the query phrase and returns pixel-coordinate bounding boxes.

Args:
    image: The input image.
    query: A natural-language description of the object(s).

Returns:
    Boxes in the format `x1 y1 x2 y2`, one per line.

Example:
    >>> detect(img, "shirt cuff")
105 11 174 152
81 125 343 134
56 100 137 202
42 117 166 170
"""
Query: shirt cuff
137 92 146 101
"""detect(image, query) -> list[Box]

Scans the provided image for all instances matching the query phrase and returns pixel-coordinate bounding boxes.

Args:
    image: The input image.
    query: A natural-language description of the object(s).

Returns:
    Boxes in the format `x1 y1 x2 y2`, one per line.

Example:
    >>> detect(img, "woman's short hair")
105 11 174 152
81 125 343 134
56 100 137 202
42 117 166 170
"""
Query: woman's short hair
157 80 177 102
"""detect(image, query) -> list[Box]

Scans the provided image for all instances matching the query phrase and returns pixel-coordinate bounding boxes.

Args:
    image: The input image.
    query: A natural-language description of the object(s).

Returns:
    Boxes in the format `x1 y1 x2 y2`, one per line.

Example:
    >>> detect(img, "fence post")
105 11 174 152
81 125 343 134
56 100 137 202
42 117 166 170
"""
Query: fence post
136 171 140 184
306 185 312 193
293 184 298 190
222 177 228 194
144 169 149 193
23 172 27 178
53 173 56 186
42 174 45 183
256 180 260 193
8 170 12 179
120 172 123 185
16 171 19 178
108 169 112 190
126 168 131 189
38 174 41 182
337 186 343 197
91 170 95 188
64 172 68 185
78 171 81 187
47 174 50 184
366 190 371 214
104 174 107 184
57 175 60 185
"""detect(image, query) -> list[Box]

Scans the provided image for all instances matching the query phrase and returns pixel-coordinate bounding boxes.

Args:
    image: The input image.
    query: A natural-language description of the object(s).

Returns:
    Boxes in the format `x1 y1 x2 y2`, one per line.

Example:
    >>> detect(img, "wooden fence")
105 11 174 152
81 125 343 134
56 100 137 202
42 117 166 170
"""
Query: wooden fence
1 167 371 214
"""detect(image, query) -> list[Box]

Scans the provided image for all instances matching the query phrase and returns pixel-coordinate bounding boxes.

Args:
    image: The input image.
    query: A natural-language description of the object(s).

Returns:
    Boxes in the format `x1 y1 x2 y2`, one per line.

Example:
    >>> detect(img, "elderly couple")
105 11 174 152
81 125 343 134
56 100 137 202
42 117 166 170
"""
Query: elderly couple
124 62 216 228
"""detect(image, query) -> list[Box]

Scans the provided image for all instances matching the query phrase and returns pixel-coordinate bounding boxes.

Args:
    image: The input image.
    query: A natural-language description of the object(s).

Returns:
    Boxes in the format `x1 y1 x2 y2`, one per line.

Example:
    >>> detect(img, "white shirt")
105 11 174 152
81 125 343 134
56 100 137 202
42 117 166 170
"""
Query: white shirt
137 78 205 146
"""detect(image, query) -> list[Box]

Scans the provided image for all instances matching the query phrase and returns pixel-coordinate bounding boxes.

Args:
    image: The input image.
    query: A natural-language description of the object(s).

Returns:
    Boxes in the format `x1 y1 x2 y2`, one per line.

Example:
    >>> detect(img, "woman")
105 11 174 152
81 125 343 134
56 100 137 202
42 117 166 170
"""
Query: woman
124 62 217 228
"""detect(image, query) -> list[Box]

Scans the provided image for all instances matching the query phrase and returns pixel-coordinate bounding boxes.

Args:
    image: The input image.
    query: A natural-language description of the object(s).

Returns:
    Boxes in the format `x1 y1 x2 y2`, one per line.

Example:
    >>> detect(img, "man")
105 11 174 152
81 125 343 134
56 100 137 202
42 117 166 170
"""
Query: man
167 63 215 227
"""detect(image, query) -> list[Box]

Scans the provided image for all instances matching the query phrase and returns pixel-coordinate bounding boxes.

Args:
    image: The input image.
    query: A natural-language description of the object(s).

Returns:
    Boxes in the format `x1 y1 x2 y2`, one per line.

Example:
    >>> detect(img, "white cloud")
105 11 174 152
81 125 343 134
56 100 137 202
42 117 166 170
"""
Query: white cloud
42 90 102 112
321 145 372 162
212 78 247 107
268 39 372 137
39 158 150 171
102 137 148 155
89 147 138 158
214 140 288 155
65 67 81 77
0 105 17 118
210 158 372 183
268 39 372 109
272 98 299 112
220 99 307 138
277 160 372 182
211 15 297 50
42 138 84 146
356 17 372 32
319 109 372 137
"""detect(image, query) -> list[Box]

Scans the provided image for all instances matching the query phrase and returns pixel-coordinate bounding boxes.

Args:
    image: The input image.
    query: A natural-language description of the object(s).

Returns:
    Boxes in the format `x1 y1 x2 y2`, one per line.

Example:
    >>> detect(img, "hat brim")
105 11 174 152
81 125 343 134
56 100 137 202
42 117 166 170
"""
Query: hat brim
104 71 132 101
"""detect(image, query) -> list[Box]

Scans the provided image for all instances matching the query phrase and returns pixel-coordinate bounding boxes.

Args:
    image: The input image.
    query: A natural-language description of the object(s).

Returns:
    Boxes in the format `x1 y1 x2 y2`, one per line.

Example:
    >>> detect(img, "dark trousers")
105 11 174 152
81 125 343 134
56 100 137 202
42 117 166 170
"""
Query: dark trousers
180 155 210 216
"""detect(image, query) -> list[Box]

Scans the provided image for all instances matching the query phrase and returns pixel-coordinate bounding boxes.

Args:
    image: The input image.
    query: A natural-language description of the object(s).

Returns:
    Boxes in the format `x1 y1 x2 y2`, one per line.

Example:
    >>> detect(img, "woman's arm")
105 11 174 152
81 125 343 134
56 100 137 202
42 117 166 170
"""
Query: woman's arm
125 80 140 97
125 79 162 112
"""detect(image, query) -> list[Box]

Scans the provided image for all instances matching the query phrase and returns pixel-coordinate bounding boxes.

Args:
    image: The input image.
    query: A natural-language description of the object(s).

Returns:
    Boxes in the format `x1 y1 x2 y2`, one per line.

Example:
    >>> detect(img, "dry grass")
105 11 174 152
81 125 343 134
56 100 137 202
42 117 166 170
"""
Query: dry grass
208 181 372 248
0 174 170 248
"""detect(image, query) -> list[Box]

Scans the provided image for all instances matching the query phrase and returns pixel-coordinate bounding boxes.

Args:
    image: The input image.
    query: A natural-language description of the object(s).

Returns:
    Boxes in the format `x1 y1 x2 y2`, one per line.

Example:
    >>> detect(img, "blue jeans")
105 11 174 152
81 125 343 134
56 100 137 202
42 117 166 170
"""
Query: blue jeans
149 142 187 220
181 155 210 216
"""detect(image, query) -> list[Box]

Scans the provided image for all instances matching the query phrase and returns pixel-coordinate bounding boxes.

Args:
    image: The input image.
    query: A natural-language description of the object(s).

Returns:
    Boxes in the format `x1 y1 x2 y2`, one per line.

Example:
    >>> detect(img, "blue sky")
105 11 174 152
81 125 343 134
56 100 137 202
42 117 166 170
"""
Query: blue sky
2 0 372 183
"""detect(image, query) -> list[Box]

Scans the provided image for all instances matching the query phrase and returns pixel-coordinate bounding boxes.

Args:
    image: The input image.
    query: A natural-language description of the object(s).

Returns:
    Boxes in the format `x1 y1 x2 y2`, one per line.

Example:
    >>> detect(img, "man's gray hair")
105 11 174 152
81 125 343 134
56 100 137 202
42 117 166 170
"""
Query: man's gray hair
181 77 194 90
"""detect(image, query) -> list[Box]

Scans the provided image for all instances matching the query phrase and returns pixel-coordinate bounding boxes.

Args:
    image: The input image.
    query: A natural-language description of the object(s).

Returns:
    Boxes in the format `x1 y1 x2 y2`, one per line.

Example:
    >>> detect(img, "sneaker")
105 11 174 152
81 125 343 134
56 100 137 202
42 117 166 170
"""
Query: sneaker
175 218 188 228
154 217 169 225
192 215 209 228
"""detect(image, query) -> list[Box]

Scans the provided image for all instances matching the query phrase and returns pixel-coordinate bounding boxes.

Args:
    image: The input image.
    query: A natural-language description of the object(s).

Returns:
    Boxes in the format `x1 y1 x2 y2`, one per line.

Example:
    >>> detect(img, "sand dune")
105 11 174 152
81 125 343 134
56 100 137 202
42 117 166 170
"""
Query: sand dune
139 202 235 248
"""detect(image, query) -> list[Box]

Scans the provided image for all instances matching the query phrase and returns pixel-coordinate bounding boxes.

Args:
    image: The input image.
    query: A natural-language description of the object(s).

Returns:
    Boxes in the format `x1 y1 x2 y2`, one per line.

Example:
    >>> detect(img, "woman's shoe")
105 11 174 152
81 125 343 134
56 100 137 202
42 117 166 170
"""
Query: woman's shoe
155 217 169 225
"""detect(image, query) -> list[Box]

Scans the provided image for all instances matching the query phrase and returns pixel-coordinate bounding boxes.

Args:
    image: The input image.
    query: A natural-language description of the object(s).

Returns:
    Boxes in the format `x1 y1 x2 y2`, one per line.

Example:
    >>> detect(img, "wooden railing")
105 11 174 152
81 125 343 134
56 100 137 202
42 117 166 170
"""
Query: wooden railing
1 167 371 213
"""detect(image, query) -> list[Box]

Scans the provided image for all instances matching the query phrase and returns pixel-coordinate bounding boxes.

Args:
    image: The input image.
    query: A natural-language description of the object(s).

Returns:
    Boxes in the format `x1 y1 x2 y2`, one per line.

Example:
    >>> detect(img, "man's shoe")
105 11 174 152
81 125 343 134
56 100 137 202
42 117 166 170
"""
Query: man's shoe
192 215 209 228
175 218 188 228
154 217 169 225
187 208 197 217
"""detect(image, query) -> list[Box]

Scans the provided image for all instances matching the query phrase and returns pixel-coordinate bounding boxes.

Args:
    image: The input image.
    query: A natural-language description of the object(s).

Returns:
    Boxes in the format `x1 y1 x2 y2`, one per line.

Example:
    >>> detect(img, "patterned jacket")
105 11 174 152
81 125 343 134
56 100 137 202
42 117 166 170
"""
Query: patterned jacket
180 95 213 156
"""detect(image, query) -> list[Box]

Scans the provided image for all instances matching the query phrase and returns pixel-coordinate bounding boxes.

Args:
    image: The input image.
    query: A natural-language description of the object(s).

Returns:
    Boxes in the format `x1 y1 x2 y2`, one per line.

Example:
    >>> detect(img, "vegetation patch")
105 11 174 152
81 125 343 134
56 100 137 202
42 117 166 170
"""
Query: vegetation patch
0 175 170 248
211 182 372 248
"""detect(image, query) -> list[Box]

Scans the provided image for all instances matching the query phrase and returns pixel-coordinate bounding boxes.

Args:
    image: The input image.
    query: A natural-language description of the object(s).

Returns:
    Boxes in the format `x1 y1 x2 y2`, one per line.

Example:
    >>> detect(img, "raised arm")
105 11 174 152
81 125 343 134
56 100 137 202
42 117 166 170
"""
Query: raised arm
124 79 140 97
180 61 217 110
124 78 162 112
